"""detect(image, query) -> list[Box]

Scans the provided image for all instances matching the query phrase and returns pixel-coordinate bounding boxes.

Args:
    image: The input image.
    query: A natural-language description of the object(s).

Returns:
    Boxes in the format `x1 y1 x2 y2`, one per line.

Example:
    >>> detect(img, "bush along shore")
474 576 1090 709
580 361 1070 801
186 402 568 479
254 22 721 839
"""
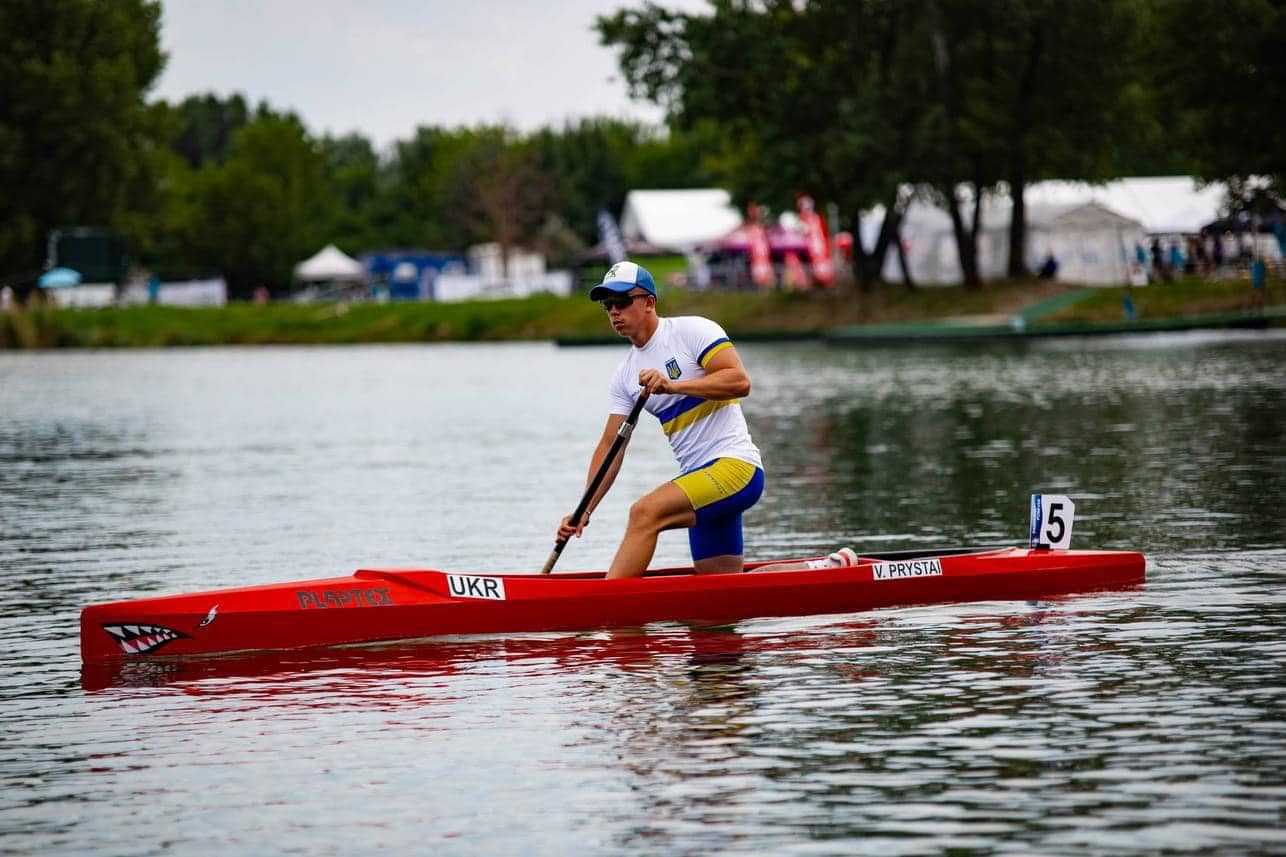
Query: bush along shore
1 277 1280 349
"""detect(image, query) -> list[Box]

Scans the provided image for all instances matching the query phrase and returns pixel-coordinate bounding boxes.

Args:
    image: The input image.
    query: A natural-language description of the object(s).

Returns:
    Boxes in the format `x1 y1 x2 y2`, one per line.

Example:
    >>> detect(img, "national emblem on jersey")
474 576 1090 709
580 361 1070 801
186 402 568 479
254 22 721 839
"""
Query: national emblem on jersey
665 357 682 380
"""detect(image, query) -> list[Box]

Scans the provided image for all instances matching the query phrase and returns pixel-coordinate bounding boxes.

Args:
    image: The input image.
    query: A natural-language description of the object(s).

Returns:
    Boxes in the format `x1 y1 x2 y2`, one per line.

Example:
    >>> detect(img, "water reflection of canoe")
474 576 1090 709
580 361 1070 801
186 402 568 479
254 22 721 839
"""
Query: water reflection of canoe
80 546 1145 664
80 623 774 693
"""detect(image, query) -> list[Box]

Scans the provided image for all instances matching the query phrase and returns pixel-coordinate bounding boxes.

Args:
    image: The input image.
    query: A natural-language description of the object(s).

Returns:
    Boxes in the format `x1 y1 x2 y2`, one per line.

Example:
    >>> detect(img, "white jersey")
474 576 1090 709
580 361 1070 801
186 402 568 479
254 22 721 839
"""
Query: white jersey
608 316 762 474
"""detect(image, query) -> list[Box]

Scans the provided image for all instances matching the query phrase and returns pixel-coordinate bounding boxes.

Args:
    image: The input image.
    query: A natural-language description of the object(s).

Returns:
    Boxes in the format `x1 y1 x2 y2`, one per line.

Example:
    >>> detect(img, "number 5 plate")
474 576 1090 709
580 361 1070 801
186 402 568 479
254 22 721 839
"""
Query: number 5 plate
1029 494 1075 550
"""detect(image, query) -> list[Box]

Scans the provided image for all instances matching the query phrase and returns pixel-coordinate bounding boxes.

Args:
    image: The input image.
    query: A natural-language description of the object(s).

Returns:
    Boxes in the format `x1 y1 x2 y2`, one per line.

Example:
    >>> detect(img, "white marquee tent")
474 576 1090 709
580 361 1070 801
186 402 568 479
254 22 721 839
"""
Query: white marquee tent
881 197 1147 285
294 244 366 282
620 189 744 249
1023 176 1227 236
869 176 1233 286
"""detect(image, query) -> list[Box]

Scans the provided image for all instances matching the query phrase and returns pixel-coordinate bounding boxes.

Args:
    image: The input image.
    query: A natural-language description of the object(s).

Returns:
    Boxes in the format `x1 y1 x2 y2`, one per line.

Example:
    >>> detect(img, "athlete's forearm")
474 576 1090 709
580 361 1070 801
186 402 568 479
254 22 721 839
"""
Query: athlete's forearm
671 366 750 400
583 439 625 518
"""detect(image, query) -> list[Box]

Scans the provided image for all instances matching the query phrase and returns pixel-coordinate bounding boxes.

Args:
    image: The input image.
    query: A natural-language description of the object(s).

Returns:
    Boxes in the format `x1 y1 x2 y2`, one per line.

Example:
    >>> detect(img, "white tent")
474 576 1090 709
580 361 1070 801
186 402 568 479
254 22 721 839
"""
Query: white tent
294 244 366 282
620 189 744 249
882 196 1146 286
1027 202 1146 285
1023 176 1227 235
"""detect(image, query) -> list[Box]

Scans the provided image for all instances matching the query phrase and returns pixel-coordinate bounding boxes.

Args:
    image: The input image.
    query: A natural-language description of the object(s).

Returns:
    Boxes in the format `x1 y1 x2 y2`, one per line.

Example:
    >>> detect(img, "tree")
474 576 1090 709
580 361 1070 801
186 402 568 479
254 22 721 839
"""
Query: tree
599 0 936 288
1153 0 1285 201
450 131 554 276
178 115 337 297
320 132 383 253
601 0 1151 288
166 93 251 168
0 0 164 279
530 118 714 245
379 126 483 249
941 0 1144 279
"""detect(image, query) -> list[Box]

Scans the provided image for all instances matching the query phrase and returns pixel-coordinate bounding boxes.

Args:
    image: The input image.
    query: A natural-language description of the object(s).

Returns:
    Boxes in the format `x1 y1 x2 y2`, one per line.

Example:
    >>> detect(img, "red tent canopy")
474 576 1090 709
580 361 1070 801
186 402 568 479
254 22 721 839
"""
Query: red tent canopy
709 224 809 254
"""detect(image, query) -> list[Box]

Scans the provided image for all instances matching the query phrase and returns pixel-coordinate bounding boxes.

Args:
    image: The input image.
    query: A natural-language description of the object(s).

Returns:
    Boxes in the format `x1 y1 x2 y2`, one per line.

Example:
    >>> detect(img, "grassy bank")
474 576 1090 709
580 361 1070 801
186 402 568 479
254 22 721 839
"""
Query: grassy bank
1041 275 1283 324
0 277 1276 349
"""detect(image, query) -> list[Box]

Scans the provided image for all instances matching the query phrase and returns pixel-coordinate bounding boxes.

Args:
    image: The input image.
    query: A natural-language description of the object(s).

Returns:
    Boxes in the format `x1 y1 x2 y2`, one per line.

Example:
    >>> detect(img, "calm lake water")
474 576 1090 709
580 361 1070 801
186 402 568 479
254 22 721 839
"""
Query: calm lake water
2 333 1285 855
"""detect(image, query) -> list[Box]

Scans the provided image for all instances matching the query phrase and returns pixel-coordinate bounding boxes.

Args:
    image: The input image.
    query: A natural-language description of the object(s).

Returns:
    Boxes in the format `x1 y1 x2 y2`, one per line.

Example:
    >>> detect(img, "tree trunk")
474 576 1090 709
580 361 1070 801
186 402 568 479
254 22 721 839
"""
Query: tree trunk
926 2 980 289
849 212 876 290
942 183 981 288
1008 167 1027 279
850 189 902 290
1008 24 1044 279
896 219 916 290
969 177 984 288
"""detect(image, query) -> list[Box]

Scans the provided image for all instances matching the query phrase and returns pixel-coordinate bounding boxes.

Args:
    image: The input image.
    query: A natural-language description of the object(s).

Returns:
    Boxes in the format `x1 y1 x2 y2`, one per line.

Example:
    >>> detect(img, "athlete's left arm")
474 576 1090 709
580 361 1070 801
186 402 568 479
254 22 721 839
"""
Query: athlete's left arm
639 346 751 400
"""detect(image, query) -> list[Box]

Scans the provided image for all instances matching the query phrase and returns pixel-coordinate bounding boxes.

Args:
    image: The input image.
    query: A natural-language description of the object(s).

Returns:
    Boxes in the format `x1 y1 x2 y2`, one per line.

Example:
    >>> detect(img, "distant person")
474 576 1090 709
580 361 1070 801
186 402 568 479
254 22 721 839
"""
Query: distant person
1239 233 1254 265
1193 237 1209 275
1038 253 1059 280
1250 256 1267 313
1150 238 1169 282
1212 232 1225 271
0 285 12 312
1168 241 1184 277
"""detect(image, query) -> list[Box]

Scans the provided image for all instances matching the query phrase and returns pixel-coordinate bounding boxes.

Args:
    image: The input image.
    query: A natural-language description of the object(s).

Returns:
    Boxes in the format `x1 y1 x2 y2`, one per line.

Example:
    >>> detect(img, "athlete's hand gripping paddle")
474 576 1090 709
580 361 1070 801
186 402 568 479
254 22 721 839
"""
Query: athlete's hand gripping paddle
542 389 651 574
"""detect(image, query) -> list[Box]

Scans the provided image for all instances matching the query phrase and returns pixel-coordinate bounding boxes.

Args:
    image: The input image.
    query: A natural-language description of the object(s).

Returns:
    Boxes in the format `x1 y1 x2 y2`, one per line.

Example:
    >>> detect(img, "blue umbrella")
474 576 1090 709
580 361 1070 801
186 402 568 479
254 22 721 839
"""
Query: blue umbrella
38 267 82 288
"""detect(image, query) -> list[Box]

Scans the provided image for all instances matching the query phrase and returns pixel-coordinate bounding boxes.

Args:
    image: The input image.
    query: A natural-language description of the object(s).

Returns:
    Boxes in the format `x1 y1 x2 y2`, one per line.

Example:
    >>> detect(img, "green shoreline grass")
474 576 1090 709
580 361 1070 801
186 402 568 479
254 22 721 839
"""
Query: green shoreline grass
1 277 1278 349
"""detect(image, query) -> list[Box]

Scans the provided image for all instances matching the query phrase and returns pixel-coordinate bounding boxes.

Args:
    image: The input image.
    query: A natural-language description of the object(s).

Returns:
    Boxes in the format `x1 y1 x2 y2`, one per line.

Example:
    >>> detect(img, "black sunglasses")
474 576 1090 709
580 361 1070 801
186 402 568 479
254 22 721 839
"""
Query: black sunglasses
600 292 650 311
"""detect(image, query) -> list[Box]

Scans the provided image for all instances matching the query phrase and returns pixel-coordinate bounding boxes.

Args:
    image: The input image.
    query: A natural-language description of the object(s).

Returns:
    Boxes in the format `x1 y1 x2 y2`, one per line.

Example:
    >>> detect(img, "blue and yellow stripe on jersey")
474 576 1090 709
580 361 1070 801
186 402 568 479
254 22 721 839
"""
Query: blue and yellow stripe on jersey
655 395 739 437
698 337 732 368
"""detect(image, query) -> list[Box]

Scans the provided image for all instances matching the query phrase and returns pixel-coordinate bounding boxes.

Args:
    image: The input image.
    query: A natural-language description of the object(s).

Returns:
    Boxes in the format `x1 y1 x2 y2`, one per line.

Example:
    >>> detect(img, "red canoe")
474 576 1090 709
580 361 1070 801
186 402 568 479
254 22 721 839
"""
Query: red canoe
79 546 1146 663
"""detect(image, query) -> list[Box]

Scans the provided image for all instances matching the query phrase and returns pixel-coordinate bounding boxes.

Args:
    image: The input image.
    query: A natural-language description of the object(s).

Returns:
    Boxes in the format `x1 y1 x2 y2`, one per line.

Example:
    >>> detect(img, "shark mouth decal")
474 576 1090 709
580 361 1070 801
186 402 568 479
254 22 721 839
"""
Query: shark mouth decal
103 623 187 655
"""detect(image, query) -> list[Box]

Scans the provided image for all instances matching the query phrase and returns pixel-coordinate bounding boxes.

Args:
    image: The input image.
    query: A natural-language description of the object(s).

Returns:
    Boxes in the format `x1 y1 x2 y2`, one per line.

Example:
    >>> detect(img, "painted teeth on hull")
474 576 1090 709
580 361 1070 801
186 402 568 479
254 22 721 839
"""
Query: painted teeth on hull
102 623 186 655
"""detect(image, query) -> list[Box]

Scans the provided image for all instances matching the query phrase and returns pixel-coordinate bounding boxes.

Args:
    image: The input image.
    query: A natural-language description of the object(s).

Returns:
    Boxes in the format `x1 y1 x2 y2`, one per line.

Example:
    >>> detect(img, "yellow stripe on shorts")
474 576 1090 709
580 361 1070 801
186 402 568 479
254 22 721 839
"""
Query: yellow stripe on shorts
673 457 758 510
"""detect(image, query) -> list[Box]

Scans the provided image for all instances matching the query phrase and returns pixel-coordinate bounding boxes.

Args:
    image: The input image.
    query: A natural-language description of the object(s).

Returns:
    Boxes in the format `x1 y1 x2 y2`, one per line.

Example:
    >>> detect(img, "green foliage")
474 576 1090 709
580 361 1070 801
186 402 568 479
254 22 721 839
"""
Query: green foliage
319 133 383 253
1152 0 1285 197
1043 276 1285 322
599 0 1152 285
0 0 164 277
177 115 338 297
166 93 250 168
4 1 1280 295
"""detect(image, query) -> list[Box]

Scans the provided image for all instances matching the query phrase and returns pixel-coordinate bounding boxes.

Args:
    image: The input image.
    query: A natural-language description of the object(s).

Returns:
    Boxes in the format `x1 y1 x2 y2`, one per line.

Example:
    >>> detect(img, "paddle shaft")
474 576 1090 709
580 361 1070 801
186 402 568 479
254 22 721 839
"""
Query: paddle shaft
542 389 651 574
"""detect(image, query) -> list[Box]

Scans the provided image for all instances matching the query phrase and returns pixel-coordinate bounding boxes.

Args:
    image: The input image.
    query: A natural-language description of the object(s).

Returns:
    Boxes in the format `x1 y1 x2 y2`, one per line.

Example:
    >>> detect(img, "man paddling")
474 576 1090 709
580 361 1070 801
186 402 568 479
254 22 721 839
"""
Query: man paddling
556 261 765 579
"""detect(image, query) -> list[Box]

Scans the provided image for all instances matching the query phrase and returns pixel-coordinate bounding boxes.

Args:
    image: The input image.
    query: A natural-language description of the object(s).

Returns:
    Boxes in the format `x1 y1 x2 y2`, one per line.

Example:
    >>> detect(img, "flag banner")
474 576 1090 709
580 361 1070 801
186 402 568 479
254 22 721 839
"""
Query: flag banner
597 209 627 264
747 204 775 289
797 195 834 286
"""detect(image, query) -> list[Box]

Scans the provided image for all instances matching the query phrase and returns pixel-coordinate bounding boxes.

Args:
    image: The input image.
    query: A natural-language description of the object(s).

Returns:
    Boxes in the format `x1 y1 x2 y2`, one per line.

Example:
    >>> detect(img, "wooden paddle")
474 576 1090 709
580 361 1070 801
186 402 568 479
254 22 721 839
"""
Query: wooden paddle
542 389 651 574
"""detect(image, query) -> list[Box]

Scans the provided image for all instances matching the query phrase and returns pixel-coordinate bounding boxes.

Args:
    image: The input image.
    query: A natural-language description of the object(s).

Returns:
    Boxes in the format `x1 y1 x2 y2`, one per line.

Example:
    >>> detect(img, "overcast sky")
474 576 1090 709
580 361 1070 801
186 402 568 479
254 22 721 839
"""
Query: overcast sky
153 1 706 148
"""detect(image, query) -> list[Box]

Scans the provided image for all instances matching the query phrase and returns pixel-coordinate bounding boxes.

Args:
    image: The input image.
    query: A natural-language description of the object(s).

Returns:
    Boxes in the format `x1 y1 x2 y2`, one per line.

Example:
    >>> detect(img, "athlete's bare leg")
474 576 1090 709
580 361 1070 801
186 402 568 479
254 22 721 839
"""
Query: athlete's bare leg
607 482 697 579
752 549 861 573
694 554 743 575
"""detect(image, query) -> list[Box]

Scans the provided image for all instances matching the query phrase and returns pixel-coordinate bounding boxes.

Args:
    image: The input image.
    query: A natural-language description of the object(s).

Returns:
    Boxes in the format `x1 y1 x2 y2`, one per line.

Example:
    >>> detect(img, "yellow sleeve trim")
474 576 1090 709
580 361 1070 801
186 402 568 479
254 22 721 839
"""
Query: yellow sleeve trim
698 340 733 368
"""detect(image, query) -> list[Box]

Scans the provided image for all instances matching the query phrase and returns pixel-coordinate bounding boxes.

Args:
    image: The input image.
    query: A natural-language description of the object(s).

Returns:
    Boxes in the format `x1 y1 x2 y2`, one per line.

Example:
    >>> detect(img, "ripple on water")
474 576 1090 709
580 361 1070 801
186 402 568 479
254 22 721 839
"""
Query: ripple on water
3 341 1286 854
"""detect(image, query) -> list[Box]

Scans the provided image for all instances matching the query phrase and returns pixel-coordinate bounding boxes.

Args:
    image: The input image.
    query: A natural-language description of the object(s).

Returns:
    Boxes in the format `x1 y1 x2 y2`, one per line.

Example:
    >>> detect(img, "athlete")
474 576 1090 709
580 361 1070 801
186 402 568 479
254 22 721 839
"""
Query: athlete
556 261 765 579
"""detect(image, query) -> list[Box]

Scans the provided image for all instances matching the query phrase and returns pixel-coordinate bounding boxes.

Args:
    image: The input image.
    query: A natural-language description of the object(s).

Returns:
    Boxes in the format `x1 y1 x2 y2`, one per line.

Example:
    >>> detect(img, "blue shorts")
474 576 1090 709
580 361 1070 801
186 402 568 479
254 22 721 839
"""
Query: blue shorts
672 458 765 561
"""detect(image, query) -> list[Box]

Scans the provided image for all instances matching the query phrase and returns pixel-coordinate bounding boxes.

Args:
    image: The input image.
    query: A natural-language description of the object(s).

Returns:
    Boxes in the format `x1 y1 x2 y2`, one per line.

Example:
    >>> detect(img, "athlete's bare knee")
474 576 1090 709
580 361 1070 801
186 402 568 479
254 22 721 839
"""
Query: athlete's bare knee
627 497 665 531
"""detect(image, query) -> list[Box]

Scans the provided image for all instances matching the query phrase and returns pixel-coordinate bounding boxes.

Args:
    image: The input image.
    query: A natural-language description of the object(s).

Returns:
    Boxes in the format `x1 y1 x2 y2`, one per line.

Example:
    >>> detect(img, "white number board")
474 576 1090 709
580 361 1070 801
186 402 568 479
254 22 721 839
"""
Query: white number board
1029 494 1075 550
